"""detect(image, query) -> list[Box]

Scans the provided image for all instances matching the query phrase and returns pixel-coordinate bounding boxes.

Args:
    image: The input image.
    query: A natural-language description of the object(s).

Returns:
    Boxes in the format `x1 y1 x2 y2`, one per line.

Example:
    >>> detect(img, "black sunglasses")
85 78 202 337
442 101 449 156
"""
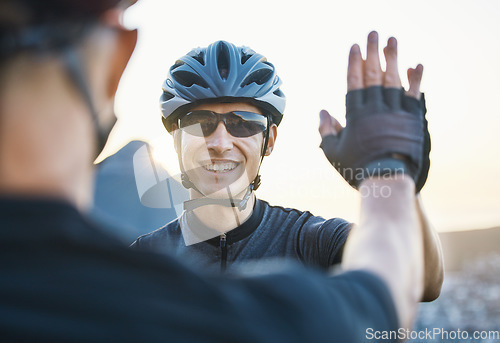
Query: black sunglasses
178 110 268 138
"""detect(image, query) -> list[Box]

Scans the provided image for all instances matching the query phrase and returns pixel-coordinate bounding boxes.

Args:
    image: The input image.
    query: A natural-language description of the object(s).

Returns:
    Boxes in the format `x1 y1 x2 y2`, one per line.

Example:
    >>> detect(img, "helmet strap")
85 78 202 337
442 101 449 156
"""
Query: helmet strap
251 115 270 191
63 45 115 159
183 185 253 212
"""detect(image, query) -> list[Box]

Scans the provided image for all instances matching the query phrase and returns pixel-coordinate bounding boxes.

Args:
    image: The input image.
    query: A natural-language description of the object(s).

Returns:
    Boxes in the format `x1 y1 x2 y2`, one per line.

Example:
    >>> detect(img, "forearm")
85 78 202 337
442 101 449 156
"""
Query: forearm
341 176 424 329
416 195 444 301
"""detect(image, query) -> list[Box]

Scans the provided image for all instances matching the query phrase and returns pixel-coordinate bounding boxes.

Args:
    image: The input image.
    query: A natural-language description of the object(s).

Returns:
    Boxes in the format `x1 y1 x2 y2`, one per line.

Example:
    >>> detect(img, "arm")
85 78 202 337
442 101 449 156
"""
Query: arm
416 195 444 301
319 31 432 328
342 176 423 329
402 47 444 302
319 32 443 303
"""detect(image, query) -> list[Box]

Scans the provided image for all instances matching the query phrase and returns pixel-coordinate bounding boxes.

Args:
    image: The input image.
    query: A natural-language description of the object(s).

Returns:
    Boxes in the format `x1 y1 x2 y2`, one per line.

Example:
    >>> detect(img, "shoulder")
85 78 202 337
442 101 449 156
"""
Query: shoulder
259 199 351 230
131 218 181 249
259 199 316 222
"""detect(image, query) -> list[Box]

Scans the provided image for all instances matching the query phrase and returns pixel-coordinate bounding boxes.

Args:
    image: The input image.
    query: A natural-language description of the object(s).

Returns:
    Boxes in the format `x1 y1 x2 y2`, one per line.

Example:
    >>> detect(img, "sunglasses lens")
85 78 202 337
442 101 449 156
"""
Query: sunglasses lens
179 111 217 137
179 110 267 137
228 112 267 137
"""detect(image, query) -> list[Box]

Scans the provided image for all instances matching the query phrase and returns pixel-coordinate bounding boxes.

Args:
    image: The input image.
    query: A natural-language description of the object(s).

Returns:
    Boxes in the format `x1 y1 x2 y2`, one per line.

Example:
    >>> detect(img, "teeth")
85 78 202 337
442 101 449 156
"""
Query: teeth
203 162 237 172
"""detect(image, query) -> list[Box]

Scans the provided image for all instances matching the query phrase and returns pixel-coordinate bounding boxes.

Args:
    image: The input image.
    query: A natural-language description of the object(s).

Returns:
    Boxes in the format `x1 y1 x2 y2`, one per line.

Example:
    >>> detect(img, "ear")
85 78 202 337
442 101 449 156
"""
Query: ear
106 28 138 98
265 124 278 156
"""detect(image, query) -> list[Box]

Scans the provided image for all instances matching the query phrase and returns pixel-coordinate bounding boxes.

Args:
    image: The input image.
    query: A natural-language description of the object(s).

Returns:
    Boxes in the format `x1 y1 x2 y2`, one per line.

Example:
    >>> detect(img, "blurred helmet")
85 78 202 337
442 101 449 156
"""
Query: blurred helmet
0 0 136 57
0 0 136 24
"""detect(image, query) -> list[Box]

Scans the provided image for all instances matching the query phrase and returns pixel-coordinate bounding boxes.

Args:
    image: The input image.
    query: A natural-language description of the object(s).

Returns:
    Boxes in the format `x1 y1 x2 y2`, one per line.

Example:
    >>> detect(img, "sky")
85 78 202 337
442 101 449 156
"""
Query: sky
101 0 500 232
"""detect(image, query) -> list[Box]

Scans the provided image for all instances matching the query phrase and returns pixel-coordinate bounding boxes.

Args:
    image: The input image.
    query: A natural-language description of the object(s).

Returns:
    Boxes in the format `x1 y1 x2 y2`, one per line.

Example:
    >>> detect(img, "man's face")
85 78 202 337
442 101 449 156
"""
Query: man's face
174 102 276 199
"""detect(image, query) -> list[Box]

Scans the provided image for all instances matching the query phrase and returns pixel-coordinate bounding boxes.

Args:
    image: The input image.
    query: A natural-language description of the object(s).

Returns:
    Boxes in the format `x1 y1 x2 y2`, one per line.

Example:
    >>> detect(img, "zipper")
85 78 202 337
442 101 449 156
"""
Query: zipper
220 233 227 272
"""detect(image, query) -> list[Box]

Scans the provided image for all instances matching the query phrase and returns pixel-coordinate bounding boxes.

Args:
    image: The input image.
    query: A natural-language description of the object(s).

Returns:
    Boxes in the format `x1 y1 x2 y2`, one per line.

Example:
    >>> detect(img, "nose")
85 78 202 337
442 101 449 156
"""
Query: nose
205 121 233 154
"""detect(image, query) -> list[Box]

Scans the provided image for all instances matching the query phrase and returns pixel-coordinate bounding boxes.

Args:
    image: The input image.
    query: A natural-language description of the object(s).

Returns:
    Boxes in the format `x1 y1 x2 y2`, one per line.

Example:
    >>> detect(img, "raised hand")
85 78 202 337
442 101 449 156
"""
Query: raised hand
319 31 429 191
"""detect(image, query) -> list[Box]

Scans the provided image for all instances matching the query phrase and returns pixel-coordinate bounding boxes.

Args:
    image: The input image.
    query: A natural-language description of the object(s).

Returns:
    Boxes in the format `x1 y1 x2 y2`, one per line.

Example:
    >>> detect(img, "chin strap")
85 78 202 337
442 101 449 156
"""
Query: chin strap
179 114 271 212
183 184 253 212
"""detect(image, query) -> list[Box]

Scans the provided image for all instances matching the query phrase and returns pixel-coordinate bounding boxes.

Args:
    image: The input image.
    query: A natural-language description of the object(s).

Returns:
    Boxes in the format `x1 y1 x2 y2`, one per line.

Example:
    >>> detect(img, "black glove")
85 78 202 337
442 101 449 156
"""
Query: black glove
320 86 428 191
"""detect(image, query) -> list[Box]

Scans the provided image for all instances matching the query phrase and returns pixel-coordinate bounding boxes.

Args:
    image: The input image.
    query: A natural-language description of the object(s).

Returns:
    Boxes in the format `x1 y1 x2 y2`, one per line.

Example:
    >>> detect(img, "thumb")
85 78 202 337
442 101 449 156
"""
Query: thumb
319 132 340 166
319 109 343 138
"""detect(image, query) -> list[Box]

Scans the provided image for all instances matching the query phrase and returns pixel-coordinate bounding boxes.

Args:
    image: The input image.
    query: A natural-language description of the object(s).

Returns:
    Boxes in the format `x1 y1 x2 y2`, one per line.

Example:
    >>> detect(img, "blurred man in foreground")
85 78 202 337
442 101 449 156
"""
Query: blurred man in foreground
1 0 428 341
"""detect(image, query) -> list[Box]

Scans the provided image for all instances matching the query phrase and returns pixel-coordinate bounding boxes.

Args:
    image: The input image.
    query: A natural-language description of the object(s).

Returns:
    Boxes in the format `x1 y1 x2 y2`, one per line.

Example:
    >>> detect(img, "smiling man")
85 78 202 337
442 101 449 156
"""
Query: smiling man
132 40 353 272
132 39 443 303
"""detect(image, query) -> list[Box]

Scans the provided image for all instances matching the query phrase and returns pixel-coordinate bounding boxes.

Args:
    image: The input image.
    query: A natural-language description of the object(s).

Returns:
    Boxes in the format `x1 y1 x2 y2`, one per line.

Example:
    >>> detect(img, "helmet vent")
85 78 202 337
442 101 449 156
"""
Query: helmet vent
216 42 230 80
273 89 284 97
170 61 185 71
188 51 205 66
241 68 273 87
172 71 209 88
241 52 253 64
160 91 175 102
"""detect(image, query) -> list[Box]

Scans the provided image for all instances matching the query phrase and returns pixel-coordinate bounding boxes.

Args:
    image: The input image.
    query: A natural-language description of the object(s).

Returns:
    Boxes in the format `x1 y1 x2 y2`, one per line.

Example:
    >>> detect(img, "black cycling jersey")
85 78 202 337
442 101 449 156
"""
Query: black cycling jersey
0 196 397 342
132 199 351 272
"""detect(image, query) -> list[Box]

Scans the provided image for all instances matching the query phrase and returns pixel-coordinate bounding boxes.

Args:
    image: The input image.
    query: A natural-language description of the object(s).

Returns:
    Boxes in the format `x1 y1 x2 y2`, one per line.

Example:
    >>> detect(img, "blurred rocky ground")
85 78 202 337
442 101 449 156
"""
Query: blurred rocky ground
410 252 500 342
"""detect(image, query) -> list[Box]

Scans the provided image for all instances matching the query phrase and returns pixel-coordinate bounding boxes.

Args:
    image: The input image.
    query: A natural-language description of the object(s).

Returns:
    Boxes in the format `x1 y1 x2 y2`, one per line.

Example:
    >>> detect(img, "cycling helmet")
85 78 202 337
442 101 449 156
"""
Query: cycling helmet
160 40 286 133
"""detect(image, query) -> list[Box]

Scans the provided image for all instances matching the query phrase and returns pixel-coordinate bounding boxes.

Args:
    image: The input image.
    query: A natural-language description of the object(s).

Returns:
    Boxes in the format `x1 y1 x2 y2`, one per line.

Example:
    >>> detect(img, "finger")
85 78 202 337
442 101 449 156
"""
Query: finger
347 44 363 91
365 31 383 87
319 109 343 137
383 37 402 88
406 64 424 99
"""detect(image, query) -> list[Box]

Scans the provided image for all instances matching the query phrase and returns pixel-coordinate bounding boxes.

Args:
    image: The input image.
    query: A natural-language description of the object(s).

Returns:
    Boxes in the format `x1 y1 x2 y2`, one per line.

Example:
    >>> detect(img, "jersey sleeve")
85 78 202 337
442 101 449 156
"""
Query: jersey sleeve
295 216 352 269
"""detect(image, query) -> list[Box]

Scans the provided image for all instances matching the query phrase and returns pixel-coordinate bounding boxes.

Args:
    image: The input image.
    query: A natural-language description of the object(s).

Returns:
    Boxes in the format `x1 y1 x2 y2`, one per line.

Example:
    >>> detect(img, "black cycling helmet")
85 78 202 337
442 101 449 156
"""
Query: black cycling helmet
0 0 136 58
0 0 137 157
0 0 135 24
160 40 286 133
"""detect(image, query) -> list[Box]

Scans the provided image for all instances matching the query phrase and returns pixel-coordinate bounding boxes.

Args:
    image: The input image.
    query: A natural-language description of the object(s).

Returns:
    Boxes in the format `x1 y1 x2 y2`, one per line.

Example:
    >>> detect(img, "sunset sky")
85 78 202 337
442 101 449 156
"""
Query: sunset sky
101 0 500 232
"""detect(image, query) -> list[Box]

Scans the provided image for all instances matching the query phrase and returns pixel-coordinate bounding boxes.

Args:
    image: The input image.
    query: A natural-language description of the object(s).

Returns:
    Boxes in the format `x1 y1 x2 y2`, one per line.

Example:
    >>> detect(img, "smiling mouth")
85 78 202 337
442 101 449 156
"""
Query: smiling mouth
202 161 239 173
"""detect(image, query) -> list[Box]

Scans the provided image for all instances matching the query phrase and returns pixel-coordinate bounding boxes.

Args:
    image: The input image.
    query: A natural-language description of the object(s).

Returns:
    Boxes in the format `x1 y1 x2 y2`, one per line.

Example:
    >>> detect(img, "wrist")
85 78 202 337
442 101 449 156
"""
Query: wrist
359 172 415 197
352 155 413 189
